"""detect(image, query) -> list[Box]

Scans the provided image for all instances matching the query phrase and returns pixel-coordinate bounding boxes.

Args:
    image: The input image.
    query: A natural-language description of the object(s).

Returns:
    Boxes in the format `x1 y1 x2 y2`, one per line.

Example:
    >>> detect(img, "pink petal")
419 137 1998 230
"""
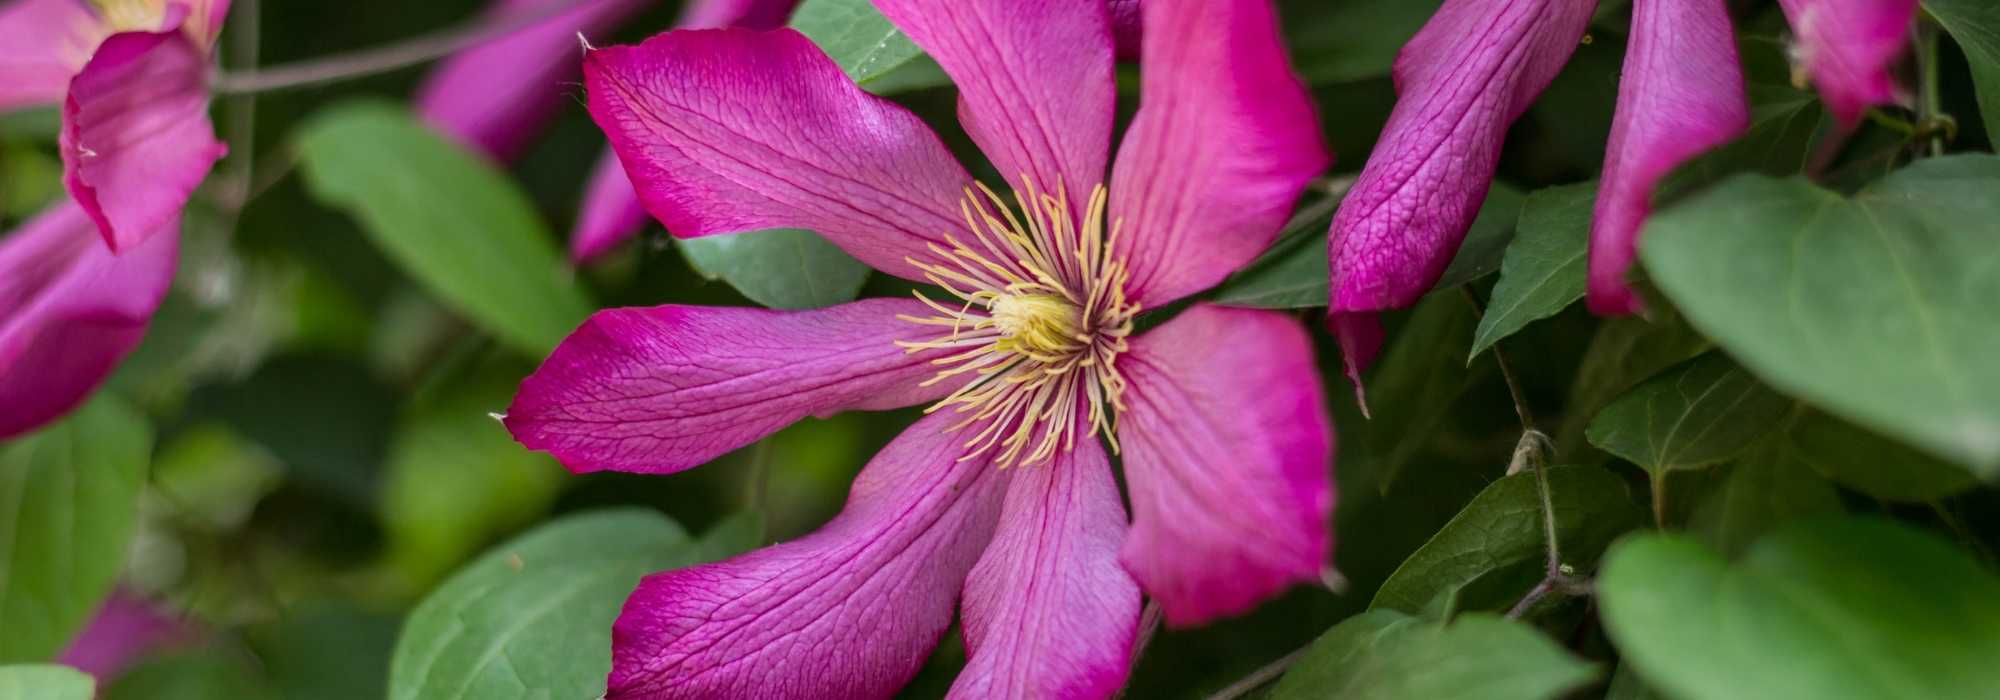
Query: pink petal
416 0 652 161
1109 0 1328 308
58 589 200 681
1589 0 1749 316
676 0 798 29
949 438 1141 700
569 147 651 263
0 203 176 440
0 0 96 110
1777 0 1917 125
1325 0 1593 378
1116 305 1335 626
61 28 225 253
873 0 1114 207
607 411 1006 699
1108 0 1141 59
583 28 974 282
504 299 958 475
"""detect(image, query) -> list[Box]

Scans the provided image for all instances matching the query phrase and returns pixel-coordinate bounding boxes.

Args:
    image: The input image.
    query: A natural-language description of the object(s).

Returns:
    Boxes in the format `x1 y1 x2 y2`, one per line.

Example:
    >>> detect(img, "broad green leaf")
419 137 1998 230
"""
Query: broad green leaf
1605 665 1664 700
1556 308 1711 456
0 665 92 700
0 398 150 662
0 142 60 220
1598 518 2000 700
679 229 871 309
1641 155 2000 473
1468 182 1596 358
1686 442 1845 557
388 510 758 700
295 102 592 356
104 653 274 700
790 0 950 93
1435 183 1530 290
1269 610 1600 700
249 602 398 700
1373 466 1644 614
1284 0 1443 84
1926 0 2000 141
1348 295 1489 495
1784 410 1977 502
1585 353 1793 475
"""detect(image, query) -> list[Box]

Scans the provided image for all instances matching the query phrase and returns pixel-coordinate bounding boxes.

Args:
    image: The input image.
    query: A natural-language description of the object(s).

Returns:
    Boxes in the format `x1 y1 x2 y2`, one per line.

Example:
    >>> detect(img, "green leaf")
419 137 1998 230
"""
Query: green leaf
0 141 60 220
679 229 872 309
1346 294 1489 495
1686 442 1845 557
790 0 951 93
1435 183 1530 290
1585 353 1794 475
1469 182 1596 358
104 653 274 700
1373 466 1645 614
1784 410 1978 502
388 510 757 700
295 102 592 356
249 602 399 700
0 665 92 700
1556 307 1712 456
1269 610 1600 700
1598 518 2000 700
1926 0 2000 141
1284 0 1444 84
0 398 151 662
1661 37 1829 197
1641 155 2000 473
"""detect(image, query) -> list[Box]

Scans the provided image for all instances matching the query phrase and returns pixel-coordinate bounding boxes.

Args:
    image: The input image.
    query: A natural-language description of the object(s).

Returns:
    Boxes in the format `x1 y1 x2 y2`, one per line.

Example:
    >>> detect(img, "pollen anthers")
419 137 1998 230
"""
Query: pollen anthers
896 177 1139 469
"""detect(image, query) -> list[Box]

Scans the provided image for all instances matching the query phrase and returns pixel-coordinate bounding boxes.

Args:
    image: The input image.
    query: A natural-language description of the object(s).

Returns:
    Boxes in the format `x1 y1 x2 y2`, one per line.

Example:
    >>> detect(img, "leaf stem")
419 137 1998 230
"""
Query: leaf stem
1204 648 1308 700
209 0 593 95
1913 19 1948 157
1459 287 1536 431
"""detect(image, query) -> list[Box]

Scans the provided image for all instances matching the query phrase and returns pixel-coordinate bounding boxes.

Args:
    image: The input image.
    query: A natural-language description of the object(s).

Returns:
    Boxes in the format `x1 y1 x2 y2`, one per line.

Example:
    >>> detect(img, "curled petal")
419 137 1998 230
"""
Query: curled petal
1109 0 1328 308
569 147 651 263
874 0 1114 207
416 0 653 161
676 0 797 29
61 28 225 252
1777 0 1917 125
1117 305 1335 626
1326 0 1592 378
505 299 958 475
583 28 973 282
0 203 176 440
949 437 1141 700
0 0 97 110
1589 0 1749 315
608 411 1005 700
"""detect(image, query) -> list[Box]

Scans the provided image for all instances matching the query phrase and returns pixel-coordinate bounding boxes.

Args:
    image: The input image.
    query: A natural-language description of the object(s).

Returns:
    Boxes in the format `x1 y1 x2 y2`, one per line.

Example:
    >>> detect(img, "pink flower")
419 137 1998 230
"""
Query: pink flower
1777 0 1918 125
1323 0 1592 400
1588 0 1749 315
58 589 201 681
504 0 1336 696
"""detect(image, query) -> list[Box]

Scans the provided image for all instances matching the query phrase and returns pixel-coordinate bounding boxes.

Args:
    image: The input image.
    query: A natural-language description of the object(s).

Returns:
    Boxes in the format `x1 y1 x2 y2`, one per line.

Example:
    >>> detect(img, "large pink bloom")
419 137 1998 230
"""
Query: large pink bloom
1777 0 1917 126
505 0 1336 696
0 0 230 438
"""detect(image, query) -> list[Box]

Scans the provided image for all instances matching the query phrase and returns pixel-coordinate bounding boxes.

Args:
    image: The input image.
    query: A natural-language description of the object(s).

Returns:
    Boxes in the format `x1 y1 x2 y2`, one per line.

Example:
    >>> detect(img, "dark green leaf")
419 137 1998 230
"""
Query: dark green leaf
1284 0 1443 84
1641 155 2000 473
1373 466 1644 614
1469 182 1596 358
250 602 399 700
1784 410 1978 502
789 0 951 93
1599 518 2000 700
1661 37 1830 198
1434 184 1529 290
1926 0 2000 140
1585 353 1794 475
104 653 274 700
0 142 60 220
1269 610 1600 700
1687 442 1845 557
296 102 592 356
0 665 92 700
1349 295 1489 494
679 229 871 309
1556 307 1712 456
0 398 150 662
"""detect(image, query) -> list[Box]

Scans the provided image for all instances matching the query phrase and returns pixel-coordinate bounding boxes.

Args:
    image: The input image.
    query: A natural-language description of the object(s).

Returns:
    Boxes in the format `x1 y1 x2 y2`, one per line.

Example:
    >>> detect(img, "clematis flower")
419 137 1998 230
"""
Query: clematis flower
504 0 1335 696
1777 0 1917 126
58 589 201 681
1588 0 1749 315
1323 0 1593 400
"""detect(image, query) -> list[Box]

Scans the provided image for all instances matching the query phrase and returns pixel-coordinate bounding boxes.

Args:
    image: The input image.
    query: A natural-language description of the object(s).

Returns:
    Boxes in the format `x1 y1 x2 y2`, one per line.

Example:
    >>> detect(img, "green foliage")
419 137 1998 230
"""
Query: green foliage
104 654 275 700
296 102 593 356
1586 353 1794 476
1269 610 1600 700
1784 410 1978 502
1926 0 2000 140
0 665 92 700
1468 182 1595 358
0 398 150 663
1686 442 1846 557
1599 518 2000 700
789 0 950 93
1284 0 1443 84
680 229 871 309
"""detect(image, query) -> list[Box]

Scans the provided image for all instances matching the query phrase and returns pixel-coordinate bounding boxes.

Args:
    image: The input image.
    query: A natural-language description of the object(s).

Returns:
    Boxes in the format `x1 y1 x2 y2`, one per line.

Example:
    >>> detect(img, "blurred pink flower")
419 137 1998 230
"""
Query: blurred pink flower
58 589 200 681
1777 0 1917 125
1588 0 1749 315
1324 0 1592 402
505 0 1336 695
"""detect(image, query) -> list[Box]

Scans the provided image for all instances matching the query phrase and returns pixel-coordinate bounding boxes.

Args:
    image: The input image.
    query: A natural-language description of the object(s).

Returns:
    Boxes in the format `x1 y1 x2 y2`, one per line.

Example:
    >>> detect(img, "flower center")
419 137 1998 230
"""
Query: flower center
90 0 168 33
897 178 1139 468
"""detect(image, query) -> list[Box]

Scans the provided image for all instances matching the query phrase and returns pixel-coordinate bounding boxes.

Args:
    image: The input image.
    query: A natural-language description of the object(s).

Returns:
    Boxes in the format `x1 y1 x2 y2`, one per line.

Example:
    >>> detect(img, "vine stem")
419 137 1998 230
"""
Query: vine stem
1913 18 1947 157
210 0 594 95
1204 648 1307 700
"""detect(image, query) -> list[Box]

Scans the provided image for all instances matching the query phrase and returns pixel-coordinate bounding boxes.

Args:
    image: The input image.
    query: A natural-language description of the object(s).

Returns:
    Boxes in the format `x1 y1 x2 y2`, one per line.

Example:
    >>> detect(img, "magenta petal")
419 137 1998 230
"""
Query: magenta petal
0 0 96 110
58 589 200 681
949 438 1141 700
1326 0 1593 375
61 29 224 253
570 147 650 263
607 411 1005 700
1108 0 1141 59
873 0 1114 205
416 0 652 161
676 0 798 30
505 299 958 475
1109 0 1328 308
0 203 176 440
1589 0 1749 316
584 28 974 282
1117 305 1335 626
1777 0 1917 125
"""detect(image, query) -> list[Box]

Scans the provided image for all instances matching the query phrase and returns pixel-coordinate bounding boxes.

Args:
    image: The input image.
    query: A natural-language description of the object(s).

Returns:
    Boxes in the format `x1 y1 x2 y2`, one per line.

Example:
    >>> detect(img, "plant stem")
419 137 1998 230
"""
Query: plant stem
210 0 593 95
1914 19 1947 157
1459 287 1536 431
1649 470 1669 529
217 0 259 214
1205 648 1308 700
742 439 773 514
